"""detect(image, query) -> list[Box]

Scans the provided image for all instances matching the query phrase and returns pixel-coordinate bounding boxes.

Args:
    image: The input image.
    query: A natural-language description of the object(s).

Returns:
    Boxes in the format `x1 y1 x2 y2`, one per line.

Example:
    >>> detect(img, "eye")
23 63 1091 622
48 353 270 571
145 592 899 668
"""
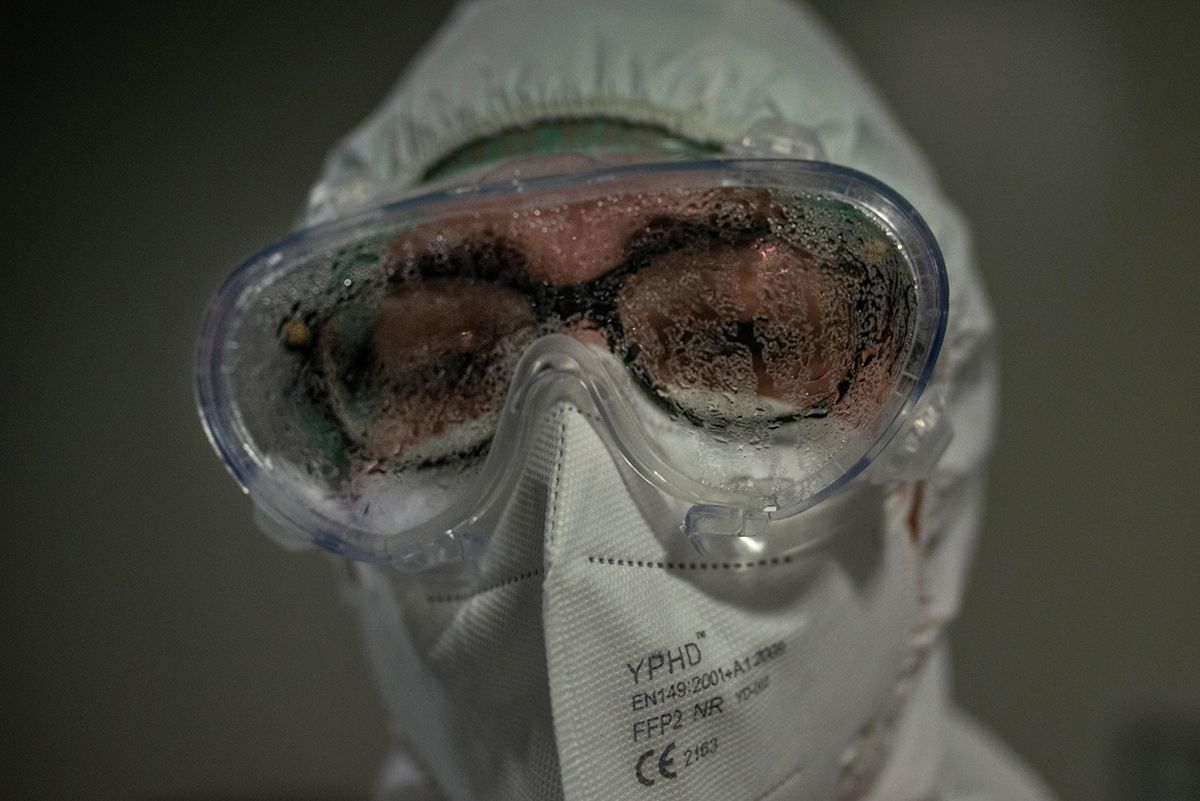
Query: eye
615 237 898 422
316 277 537 466
374 278 536 377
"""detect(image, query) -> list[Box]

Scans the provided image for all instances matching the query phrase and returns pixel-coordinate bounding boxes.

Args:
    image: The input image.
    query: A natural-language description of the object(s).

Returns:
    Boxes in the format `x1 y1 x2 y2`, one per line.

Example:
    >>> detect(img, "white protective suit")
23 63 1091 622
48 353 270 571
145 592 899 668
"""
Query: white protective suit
299 1 1058 800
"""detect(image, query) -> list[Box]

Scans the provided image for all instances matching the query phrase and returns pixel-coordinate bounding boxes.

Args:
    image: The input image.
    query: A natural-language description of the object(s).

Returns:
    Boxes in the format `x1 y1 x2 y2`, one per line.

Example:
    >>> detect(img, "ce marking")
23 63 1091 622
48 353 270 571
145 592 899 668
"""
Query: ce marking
635 741 678 787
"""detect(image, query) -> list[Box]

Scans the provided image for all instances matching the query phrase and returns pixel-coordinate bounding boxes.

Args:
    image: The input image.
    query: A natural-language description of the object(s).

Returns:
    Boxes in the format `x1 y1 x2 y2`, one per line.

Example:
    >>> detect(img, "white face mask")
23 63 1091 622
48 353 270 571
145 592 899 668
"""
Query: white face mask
343 403 940 801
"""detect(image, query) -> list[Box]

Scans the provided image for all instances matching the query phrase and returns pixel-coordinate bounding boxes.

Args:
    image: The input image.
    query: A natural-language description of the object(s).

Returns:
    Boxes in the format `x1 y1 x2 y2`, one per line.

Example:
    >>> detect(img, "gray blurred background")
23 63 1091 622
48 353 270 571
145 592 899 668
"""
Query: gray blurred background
4 2 1198 799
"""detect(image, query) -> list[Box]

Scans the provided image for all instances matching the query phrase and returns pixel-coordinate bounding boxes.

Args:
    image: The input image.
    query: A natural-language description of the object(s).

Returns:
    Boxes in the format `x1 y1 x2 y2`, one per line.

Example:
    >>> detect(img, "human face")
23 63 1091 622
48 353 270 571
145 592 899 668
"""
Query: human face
309 185 913 467
197 159 946 559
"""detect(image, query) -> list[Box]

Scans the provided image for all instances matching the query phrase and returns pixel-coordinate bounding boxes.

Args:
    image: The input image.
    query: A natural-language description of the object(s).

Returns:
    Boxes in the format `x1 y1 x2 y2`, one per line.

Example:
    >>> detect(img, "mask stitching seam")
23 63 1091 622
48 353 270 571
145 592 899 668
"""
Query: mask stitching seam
543 406 570 572
542 406 571 797
584 554 794 570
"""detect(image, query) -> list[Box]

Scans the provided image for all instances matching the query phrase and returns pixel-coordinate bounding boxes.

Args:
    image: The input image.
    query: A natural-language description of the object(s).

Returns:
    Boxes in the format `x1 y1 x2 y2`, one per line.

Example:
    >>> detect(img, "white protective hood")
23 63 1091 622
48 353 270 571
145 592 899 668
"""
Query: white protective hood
302 1 1057 800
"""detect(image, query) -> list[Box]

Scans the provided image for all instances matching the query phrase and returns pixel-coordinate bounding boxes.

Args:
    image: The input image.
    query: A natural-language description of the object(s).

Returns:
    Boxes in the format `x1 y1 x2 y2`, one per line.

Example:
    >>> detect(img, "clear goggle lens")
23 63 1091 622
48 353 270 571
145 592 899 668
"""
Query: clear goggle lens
196 160 947 564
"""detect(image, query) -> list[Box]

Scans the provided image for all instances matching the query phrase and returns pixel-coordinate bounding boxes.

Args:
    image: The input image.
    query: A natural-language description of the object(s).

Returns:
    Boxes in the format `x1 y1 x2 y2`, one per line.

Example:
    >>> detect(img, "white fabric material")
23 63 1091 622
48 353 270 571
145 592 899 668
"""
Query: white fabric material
541 409 919 801
345 405 936 801
341 407 1049 801
307 0 1055 799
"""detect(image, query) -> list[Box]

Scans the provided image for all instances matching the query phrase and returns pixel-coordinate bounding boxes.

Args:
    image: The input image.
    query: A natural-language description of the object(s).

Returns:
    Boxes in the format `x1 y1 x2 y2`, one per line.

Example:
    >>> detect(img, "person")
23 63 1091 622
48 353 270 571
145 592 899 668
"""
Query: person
195 1 1058 799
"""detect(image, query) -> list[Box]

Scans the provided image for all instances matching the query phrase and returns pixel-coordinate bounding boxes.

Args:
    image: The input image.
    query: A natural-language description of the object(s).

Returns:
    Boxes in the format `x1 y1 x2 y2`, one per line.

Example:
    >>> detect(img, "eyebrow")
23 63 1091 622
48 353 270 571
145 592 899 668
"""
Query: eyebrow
391 210 776 306
620 213 773 269
403 235 532 287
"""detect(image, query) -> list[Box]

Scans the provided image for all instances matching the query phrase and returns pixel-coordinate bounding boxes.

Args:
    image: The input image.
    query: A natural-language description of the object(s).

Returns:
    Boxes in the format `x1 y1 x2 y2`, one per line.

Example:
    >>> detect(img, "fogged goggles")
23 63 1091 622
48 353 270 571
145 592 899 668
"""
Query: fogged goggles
195 159 948 568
